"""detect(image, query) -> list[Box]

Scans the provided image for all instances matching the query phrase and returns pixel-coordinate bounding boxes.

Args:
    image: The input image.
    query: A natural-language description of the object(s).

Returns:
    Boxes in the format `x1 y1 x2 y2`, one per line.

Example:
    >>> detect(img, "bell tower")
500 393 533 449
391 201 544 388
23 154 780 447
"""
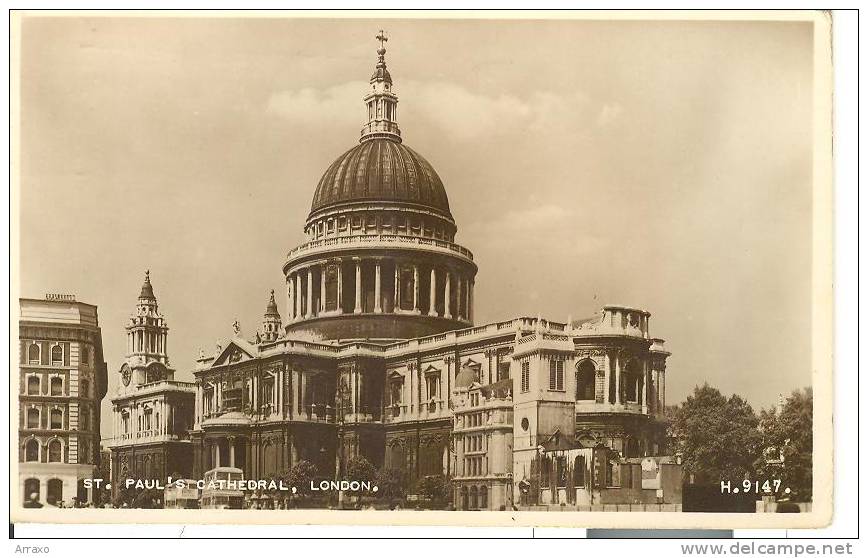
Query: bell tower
121 270 172 388
261 290 283 343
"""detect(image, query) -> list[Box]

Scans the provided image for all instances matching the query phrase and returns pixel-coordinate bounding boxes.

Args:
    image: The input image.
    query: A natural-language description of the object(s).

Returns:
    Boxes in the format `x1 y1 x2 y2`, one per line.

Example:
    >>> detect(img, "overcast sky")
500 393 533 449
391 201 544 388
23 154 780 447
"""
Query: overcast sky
16 16 815 436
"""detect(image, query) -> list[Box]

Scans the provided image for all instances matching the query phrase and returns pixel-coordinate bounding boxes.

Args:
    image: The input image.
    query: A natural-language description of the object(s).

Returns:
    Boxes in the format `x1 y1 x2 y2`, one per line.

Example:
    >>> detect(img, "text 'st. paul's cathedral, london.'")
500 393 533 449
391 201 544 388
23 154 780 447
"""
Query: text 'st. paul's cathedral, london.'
107 36 680 510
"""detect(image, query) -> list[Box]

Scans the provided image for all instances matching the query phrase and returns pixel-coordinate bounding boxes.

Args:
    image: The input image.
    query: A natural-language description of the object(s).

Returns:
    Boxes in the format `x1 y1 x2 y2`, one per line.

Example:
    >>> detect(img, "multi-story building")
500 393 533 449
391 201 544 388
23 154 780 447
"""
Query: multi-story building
184 37 676 508
18 295 108 506
452 375 514 510
106 272 195 500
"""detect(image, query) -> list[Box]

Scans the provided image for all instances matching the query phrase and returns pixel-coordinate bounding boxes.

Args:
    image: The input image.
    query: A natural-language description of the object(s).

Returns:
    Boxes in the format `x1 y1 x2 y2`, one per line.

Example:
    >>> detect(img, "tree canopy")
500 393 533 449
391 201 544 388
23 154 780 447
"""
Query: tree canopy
756 388 813 501
670 383 763 485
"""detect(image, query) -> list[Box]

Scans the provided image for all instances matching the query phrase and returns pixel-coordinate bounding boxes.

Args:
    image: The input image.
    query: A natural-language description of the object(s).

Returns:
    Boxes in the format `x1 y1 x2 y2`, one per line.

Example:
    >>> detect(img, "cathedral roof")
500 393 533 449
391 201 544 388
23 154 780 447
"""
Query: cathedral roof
310 139 452 219
308 33 452 221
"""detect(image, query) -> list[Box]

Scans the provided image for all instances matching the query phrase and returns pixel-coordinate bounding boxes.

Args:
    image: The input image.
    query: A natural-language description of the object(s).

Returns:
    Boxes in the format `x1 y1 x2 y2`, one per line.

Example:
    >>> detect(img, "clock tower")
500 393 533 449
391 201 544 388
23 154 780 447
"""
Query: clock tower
118 270 173 391
107 272 195 501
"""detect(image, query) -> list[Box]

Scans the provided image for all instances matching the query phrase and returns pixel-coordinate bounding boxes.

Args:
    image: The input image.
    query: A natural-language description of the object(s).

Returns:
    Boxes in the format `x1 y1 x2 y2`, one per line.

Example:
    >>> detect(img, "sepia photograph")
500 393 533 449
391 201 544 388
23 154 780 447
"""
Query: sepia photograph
9 10 836 531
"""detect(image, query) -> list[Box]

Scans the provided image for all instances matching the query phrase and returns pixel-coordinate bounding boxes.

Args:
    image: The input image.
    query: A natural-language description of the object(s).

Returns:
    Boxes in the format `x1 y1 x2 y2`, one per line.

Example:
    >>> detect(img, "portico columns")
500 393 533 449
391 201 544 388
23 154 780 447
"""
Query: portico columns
444 272 452 319
354 259 362 314
306 268 314 318
229 437 236 468
374 260 382 313
429 268 437 316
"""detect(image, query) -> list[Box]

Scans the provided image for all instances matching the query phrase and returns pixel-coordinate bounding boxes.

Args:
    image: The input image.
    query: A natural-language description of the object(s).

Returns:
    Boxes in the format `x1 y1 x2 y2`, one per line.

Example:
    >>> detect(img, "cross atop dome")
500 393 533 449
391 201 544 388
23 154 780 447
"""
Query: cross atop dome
376 29 388 50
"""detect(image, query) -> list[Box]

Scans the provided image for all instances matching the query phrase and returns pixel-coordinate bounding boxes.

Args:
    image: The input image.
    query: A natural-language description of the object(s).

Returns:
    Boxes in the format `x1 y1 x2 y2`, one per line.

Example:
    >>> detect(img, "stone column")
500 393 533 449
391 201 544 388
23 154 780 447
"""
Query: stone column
214 440 220 468
660 371 666 410
319 264 326 313
374 260 382 313
354 259 362 314
429 268 437 316
295 272 302 319
456 275 463 320
614 355 621 405
444 271 452 319
292 369 301 419
469 280 475 323
413 264 420 313
336 259 343 313
278 368 284 418
394 262 400 310
306 267 314 318
286 276 293 321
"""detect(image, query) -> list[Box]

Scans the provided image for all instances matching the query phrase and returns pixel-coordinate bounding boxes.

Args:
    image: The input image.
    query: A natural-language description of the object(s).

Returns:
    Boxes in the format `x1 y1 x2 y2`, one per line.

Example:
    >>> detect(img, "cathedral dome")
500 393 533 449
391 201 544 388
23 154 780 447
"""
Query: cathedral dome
309 139 452 220
283 35 477 342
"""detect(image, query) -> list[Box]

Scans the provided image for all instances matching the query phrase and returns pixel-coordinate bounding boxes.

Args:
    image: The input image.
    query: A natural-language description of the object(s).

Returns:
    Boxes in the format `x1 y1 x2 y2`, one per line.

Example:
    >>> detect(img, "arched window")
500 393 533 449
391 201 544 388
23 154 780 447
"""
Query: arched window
576 360 596 401
26 408 40 429
27 376 40 395
50 377 63 396
24 439 39 462
48 440 62 463
50 409 63 429
51 345 63 366
469 486 478 509
46 478 63 505
28 344 40 364
23 478 40 502
479 486 488 509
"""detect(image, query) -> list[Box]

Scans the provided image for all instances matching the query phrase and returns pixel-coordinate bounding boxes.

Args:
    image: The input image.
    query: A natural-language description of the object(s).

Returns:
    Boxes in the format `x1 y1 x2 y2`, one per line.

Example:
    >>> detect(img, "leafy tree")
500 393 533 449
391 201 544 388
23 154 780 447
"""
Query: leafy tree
416 474 450 505
671 383 763 485
374 468 405 504
345 456 377 485
286 460 319 499
756 388 813 501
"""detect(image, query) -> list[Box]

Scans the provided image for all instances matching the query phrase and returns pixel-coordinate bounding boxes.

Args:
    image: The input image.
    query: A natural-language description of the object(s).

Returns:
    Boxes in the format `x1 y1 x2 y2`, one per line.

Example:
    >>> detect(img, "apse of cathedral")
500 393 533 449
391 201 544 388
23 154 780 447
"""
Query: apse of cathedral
117 36 674 510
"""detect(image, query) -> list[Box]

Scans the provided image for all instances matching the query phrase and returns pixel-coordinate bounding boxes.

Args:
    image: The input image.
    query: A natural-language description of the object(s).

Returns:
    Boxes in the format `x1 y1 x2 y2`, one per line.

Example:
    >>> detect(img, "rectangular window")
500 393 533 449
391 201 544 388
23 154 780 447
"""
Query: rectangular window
80 345 89 365
549 360 564 391
521 362 530 393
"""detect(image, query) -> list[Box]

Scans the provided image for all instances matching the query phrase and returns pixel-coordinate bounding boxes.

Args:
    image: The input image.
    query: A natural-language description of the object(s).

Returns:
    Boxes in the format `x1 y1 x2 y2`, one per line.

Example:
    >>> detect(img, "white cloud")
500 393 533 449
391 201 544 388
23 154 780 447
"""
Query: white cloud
596 103 624 128
266 80 602 142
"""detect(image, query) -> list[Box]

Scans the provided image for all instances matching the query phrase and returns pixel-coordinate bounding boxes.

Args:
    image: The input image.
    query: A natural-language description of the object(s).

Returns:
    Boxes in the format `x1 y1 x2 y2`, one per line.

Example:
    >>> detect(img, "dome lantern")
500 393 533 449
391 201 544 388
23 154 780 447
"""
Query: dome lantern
360 30 401 143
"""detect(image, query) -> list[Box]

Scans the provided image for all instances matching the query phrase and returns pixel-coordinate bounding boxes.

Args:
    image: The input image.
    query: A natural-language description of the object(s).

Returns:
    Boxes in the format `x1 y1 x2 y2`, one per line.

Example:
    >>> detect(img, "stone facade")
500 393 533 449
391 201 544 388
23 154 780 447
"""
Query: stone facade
18 296 108 506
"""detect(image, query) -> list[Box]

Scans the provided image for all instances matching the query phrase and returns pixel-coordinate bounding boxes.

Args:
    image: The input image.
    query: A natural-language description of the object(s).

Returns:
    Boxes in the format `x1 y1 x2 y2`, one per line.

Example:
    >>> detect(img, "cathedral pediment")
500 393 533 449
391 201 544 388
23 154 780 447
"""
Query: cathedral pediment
211 340 257 367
